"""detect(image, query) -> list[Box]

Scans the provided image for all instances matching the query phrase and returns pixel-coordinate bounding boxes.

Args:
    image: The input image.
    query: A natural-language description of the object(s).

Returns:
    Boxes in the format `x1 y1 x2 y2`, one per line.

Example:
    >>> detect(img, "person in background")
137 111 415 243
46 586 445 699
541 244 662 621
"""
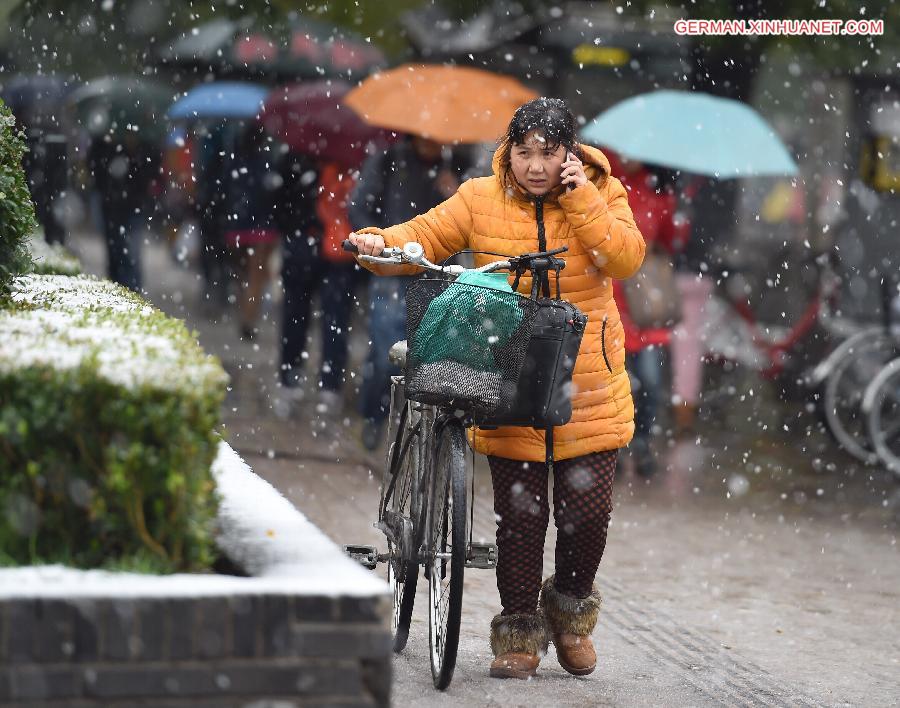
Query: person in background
348 134 467 450
222 123 280 341
88 132 159 293
161 126 195 265
194 121 230 315
274 150 359 419
606 151 690 476
24 132 68 246
669 176 708 434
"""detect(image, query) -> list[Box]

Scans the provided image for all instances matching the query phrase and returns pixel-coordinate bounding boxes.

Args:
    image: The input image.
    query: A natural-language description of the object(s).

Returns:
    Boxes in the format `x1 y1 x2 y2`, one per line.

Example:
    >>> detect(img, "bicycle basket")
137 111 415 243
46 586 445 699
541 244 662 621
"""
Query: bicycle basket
404 276 539 414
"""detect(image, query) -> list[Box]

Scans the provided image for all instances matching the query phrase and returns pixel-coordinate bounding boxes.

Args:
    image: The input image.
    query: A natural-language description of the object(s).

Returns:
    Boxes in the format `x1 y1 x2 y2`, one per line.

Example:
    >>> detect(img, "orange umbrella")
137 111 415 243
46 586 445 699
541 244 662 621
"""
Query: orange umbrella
343 64 538 144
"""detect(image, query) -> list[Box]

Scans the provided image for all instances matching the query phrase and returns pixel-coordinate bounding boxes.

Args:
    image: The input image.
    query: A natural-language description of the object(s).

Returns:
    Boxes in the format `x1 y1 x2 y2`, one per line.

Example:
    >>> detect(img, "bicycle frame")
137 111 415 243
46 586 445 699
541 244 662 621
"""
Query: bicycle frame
381 383 482 570
706 253 846 379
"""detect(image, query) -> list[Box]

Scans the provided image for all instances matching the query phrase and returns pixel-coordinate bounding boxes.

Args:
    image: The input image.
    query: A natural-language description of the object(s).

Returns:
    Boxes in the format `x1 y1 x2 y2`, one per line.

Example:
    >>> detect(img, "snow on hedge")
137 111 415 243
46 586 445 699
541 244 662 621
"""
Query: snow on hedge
1 274 226 393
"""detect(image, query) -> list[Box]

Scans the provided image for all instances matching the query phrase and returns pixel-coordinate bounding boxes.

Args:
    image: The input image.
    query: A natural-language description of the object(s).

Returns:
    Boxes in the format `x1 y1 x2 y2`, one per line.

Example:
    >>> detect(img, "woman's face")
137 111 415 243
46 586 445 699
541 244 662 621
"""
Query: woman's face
509 130 568 196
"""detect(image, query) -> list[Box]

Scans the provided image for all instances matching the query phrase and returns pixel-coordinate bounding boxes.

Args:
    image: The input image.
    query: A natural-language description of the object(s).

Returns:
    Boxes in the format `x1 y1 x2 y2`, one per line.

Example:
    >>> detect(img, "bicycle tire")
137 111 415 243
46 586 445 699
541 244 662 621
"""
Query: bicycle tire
823 332 898 463
864 357 900 479
383 401 420 653
427 418 467 690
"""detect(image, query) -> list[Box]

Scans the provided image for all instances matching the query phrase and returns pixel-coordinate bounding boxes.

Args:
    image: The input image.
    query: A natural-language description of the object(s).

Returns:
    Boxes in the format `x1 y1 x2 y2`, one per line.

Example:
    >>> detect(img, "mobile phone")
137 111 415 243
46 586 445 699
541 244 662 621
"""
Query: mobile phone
565 151 575 191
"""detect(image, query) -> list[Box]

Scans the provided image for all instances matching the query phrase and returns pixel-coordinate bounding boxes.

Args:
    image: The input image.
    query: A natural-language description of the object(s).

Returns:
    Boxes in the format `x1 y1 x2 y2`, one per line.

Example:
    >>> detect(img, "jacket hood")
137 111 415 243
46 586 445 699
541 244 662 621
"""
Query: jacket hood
492 142 611 200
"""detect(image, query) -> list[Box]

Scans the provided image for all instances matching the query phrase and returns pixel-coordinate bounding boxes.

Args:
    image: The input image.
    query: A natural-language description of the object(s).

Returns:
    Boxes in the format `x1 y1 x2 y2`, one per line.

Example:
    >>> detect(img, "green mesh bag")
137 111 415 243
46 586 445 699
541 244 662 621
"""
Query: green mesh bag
404 273 539 413
415 271 523 370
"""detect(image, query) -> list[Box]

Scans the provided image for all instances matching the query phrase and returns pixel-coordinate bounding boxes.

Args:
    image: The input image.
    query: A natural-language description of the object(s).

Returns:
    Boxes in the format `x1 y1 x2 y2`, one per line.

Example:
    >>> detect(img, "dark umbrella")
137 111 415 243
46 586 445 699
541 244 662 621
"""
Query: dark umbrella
260 80 393 168
278 14 385 77
157 15 384 80
67 76 172 142
0 74 73 131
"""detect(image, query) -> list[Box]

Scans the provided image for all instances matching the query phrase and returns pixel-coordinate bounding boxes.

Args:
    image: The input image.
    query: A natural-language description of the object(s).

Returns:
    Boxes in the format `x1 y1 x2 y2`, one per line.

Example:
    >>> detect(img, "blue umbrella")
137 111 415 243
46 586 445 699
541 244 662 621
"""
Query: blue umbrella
167 81 269 121
581 90 798 178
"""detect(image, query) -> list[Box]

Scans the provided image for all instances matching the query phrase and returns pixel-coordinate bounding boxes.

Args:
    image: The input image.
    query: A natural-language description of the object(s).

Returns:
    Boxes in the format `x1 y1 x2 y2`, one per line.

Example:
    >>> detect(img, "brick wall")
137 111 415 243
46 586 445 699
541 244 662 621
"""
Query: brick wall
0 592 391 707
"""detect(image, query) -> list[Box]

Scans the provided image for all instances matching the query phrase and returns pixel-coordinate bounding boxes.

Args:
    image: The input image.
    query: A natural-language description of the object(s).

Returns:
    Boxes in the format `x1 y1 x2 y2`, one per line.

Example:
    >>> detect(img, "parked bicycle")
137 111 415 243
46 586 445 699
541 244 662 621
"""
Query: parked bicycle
862 355 900 477
687 248 850 420
705 250 847 381
808 273 900 466
343 239 573 689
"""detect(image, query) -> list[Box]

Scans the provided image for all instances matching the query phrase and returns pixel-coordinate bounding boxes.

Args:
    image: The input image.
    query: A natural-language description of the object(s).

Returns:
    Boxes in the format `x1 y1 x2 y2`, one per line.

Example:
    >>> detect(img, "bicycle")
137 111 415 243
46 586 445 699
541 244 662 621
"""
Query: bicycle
704 251 847 380
343 239 568 690
691 249 849 417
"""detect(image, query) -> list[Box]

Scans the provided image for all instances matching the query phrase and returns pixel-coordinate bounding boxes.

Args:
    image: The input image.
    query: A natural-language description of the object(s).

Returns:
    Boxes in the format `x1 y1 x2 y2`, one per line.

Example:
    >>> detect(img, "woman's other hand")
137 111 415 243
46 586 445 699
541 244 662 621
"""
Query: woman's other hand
561 152 588 190
348 231 385 256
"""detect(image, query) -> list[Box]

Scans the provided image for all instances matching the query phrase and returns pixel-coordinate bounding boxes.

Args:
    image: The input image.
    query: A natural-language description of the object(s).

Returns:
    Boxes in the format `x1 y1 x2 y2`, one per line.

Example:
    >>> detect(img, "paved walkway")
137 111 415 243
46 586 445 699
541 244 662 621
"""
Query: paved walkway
70 230 900 706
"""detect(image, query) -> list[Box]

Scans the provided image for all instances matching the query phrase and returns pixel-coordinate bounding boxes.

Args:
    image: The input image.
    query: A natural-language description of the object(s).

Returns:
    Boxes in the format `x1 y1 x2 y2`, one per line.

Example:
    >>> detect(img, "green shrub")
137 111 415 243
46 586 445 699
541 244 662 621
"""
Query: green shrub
0 99 36 300
0 274 228 572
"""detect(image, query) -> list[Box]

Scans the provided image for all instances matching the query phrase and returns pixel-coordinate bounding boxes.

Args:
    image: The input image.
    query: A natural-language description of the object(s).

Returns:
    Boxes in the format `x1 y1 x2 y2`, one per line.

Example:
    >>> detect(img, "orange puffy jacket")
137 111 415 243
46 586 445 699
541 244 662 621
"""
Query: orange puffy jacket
355 144 645 462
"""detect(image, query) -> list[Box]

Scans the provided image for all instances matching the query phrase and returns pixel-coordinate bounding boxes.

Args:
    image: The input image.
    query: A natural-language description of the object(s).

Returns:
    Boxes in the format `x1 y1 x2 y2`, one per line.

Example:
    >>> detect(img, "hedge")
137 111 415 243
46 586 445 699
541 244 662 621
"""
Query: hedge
0 98 36 299
0 274 228 573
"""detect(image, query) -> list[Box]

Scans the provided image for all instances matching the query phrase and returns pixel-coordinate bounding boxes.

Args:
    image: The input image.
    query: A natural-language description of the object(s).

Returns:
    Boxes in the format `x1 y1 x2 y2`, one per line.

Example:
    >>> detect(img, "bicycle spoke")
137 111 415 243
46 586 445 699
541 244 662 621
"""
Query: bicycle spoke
440 589 450 623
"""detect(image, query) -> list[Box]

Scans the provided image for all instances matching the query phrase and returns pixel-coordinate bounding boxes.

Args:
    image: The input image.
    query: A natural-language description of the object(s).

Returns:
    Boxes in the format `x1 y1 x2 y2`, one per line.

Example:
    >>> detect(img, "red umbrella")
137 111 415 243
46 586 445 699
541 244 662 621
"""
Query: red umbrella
260 80 393 168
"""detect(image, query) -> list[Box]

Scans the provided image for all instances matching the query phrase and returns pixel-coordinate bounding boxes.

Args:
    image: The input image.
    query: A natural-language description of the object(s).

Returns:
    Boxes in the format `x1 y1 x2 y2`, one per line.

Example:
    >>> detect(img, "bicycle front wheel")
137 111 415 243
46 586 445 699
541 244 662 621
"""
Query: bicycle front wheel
865 357 900 478
427 418 467 690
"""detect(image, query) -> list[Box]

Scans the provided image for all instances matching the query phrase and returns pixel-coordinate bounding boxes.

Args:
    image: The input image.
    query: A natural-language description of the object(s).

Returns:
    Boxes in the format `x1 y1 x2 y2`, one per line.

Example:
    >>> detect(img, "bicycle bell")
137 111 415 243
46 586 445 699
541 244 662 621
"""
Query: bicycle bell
403 242 425 264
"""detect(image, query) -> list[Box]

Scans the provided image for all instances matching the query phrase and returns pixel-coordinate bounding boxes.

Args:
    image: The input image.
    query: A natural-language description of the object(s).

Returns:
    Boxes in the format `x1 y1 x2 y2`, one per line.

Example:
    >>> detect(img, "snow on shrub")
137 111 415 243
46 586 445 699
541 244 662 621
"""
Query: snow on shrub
0 99 37 299
0 274 228 573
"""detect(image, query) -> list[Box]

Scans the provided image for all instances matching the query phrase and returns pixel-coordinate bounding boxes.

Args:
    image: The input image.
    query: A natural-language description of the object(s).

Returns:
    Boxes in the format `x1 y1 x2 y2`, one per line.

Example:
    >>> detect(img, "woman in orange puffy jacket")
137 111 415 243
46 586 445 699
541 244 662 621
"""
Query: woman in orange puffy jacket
349 98 645 680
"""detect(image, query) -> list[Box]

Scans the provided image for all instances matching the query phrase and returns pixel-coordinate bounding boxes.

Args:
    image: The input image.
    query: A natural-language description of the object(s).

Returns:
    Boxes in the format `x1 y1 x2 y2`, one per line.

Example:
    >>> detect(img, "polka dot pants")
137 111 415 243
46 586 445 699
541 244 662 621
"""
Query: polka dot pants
487 450 618 615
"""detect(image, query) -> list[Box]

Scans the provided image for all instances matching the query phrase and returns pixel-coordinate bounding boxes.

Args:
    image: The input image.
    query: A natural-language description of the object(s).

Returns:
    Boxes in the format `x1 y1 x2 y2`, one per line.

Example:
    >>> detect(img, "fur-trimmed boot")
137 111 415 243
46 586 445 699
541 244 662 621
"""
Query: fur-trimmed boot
539 576 602 676
488 613 549 679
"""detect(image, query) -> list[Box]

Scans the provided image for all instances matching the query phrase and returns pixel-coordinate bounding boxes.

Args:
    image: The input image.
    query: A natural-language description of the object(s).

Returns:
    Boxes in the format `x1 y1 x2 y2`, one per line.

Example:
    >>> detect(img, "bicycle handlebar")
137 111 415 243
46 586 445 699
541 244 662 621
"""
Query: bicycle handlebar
341 239 365 255
341 239 567 278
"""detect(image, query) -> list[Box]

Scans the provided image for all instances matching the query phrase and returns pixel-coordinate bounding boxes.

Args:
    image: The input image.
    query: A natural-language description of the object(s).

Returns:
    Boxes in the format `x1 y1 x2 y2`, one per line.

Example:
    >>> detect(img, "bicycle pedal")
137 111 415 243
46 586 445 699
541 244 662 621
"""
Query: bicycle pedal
466 542 497 569
342 544 379 570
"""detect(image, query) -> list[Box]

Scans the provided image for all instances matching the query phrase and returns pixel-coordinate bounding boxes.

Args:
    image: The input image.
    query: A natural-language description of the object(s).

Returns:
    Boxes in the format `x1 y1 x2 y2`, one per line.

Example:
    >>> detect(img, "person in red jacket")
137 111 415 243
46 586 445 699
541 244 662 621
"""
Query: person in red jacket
606 151 690 477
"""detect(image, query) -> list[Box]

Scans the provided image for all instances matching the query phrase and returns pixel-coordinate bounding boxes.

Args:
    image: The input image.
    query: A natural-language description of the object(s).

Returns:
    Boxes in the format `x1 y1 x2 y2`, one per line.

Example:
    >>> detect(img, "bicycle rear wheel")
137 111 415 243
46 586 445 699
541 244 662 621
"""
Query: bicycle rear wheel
823 333 898 463
427 418 467 690
865 357 900 478
382 402 420 653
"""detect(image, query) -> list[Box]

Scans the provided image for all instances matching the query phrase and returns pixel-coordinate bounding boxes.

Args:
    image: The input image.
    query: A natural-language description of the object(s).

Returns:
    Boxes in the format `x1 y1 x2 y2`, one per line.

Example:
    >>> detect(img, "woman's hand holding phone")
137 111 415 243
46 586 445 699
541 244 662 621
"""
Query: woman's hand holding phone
561 151 588 190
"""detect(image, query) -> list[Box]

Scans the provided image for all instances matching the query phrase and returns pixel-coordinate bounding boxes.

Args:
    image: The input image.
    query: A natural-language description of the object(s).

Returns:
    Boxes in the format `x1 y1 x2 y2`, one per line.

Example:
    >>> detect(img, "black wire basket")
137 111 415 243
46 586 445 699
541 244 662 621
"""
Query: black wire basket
403 278 539 415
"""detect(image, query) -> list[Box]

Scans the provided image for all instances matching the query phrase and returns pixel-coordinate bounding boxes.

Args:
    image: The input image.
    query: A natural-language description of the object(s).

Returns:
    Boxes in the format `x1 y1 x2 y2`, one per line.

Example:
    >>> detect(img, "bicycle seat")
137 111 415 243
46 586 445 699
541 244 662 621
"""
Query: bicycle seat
389 340 408 368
